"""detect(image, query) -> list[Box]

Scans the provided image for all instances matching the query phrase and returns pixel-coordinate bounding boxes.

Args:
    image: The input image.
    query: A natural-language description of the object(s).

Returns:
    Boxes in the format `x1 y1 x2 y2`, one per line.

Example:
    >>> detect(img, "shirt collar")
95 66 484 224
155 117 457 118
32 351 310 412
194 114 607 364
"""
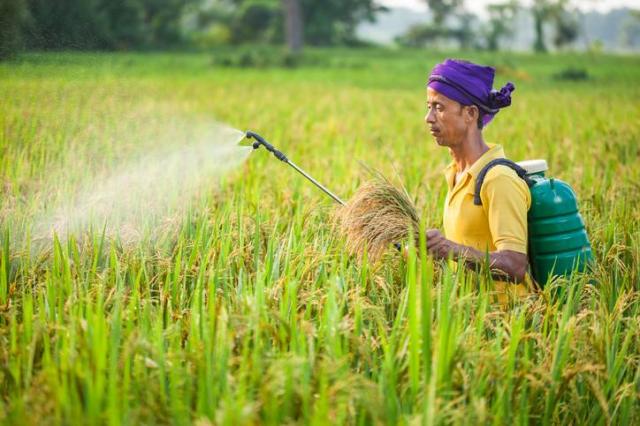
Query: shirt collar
443 144 505 189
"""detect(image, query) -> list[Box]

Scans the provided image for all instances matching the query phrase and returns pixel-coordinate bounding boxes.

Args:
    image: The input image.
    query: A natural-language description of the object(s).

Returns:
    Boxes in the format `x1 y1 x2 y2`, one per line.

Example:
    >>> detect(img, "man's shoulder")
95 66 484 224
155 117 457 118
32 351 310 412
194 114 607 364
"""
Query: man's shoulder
483 162 525 184
479 163 531 205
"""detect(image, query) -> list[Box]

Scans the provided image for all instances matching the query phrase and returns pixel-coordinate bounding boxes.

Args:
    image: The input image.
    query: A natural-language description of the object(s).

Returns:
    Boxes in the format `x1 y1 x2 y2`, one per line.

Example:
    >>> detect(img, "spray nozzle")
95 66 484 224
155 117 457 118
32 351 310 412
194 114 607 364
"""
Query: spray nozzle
246 131 288 162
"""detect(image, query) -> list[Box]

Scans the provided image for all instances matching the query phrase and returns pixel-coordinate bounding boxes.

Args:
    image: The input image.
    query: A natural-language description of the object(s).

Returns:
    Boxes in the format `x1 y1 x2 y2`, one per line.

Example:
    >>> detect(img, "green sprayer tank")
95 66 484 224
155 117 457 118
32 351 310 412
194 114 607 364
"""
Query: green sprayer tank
517 160 593 285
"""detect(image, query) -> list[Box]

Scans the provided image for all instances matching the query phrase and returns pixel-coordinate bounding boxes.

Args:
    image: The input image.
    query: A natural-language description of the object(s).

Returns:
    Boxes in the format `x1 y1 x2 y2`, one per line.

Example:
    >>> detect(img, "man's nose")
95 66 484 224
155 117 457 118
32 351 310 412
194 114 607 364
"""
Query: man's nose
425 109 435 124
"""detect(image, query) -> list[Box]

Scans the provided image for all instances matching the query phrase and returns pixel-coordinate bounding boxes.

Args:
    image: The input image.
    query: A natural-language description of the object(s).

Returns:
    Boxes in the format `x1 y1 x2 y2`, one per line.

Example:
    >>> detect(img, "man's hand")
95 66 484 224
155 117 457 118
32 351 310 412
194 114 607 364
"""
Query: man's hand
402 229 459 260
426 229 460 260
424 229 528 283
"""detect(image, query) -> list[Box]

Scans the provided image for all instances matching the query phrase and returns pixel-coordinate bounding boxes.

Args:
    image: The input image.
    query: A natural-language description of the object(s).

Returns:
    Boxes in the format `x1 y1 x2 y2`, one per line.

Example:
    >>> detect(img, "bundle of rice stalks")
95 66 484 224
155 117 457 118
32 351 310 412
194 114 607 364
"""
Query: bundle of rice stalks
337 170 420 261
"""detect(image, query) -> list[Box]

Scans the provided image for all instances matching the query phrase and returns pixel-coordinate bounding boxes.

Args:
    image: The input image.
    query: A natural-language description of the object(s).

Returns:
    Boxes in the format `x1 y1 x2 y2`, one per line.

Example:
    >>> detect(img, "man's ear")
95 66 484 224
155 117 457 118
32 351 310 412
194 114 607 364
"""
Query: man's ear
465 105 479 124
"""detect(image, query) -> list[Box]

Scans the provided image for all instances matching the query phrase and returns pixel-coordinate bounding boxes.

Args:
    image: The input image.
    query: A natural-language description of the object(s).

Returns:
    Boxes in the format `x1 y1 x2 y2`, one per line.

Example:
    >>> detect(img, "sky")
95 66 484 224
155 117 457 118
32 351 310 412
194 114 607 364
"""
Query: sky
379 0 640 17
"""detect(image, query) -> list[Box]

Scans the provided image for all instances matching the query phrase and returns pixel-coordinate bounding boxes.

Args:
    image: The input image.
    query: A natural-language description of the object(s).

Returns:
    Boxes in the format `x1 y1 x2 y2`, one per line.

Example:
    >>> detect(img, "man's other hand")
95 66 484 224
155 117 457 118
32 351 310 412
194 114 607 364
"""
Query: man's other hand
426 229 459 260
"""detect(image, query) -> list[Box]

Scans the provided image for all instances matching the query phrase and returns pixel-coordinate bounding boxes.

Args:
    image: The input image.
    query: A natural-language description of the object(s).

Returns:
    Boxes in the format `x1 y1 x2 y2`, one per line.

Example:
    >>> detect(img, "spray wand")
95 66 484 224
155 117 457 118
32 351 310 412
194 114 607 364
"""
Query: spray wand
246 131 345 206
246 131 404 253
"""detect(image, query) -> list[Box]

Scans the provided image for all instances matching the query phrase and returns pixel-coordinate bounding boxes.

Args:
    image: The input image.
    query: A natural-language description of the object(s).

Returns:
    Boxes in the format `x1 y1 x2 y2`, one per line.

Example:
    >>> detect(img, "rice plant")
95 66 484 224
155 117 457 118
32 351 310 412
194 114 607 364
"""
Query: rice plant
337 169 419 261
0 49 639 425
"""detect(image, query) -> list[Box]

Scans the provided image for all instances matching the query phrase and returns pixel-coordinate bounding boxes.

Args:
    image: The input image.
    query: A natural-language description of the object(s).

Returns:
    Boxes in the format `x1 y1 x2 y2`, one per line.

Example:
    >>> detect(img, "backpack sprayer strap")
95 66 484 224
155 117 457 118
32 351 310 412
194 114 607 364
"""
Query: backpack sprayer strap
473 158 531 206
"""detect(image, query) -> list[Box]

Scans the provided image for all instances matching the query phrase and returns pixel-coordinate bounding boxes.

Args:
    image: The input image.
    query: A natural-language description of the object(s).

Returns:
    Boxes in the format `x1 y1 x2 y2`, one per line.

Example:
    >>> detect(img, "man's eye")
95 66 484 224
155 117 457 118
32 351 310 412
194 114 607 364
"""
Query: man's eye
435 105 443 112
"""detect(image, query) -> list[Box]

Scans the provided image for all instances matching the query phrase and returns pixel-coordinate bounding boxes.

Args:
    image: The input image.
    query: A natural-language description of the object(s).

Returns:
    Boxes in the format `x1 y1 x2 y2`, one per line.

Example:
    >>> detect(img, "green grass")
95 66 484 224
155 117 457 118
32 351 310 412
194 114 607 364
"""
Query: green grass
1 48 639 424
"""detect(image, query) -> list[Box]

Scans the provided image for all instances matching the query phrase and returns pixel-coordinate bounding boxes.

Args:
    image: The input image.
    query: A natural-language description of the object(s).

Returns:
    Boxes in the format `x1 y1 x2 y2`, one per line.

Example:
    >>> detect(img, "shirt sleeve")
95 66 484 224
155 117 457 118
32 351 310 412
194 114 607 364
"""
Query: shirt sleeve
479 169 531 254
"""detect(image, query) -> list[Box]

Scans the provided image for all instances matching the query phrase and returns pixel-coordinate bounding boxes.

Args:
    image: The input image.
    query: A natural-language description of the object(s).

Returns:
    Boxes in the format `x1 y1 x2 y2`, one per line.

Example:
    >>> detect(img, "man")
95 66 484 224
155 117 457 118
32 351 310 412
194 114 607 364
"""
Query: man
423 59 534 302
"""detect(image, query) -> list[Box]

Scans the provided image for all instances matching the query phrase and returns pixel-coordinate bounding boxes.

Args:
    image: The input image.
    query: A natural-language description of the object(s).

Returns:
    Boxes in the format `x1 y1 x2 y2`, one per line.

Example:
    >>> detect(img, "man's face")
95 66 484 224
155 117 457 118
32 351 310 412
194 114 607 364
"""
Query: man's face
425 87 473 148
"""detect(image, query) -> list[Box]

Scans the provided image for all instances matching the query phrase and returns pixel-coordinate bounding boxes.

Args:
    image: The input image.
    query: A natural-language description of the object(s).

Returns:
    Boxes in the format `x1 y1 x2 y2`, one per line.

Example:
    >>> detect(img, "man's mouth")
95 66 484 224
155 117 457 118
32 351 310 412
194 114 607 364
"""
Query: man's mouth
429 128 439 136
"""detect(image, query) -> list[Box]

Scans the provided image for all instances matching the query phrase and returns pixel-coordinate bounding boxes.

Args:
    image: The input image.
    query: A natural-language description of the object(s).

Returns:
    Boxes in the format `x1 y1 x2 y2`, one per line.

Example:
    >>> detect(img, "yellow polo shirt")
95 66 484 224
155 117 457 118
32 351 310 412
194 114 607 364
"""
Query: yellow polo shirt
443 144 533 302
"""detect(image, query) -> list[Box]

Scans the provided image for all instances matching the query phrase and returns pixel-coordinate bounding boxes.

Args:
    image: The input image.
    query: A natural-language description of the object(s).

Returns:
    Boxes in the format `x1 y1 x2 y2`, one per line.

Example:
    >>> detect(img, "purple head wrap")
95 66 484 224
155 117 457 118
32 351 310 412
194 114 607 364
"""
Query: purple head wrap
427 59 515 127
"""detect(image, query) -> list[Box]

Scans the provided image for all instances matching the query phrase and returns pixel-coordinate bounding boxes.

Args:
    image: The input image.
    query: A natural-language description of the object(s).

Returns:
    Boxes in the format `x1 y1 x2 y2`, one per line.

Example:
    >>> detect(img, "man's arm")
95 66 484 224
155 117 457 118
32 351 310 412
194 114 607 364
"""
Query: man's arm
425 229 528 283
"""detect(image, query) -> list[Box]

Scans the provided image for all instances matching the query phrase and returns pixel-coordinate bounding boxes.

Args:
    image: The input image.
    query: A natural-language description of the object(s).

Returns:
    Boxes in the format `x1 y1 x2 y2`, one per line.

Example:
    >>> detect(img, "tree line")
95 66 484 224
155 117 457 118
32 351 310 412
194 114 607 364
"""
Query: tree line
0 0 620 60
0 0 385 59
397 0 581 52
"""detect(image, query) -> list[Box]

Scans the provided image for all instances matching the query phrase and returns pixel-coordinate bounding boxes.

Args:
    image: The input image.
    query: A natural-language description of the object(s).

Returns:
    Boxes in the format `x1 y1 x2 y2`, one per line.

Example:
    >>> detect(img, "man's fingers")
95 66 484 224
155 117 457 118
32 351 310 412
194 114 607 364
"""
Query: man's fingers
427 239 445 254
425 229 457 261
426 229 443 250
428 239 456 261
426 229 441 239
426 239 441 251
438 243 452 259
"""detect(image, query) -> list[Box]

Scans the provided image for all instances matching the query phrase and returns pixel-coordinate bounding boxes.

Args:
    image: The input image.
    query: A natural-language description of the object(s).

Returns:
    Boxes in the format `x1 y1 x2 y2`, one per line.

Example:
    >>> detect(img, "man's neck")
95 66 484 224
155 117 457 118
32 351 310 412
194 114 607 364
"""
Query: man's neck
449 134 489 174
